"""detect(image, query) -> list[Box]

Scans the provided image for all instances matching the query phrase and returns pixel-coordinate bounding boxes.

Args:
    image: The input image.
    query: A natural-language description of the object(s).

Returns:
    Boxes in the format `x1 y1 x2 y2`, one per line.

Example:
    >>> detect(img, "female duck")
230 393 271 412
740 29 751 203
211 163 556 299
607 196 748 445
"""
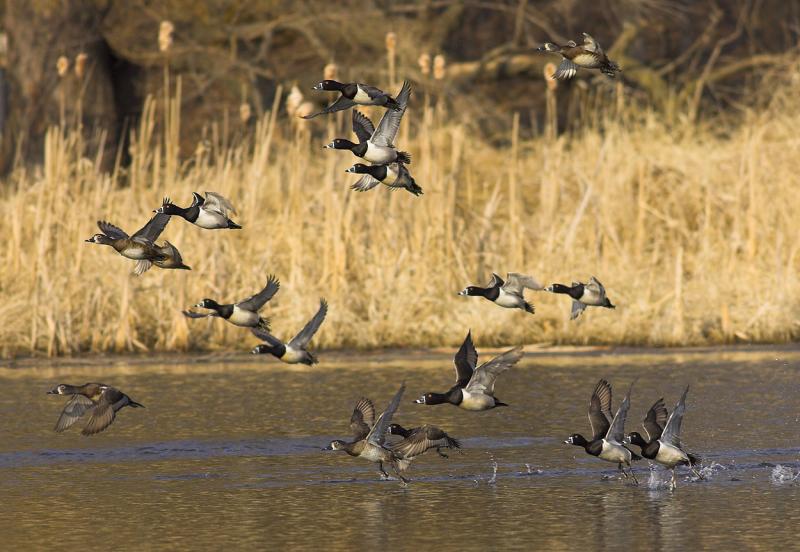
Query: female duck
85 215 170 264
345 163 422 196
303 80 402 119
459 272 543 314
157 192 241 230
538 32 621 80
184 274 279 330
251 299 327 365
47 383 144 436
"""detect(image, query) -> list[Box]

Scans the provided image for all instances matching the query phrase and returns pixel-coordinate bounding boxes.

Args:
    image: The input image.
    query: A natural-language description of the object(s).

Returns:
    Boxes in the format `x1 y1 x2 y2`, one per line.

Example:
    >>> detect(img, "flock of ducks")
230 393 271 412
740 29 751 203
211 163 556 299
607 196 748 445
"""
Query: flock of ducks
50 34 702 488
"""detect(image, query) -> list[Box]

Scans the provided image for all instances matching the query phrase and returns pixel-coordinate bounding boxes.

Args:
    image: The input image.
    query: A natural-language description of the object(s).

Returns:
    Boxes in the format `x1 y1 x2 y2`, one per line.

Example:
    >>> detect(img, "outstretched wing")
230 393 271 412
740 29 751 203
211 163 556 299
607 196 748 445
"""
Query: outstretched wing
503 273 543 295
251 327 284 348
581 32 605 55
453 330 478 386
54 394 96 432
605 383 633 444
350 397 375 441
643 398 668 441
301 96 356 119
660 386 690 447
570 301 587 320
553 58 578 80
351 175 381 192
352 111 376 144
132 213 171 243
390 425 461 459
237 274 280 312
371 80 411 147
466 347 523 395
586 276 606 299
289 299 328 349
366 382 405 446
182 310 217 319
133 260 153 276
488 273 505 288
588 379 613 441
203 192 237 216
97 221 128 240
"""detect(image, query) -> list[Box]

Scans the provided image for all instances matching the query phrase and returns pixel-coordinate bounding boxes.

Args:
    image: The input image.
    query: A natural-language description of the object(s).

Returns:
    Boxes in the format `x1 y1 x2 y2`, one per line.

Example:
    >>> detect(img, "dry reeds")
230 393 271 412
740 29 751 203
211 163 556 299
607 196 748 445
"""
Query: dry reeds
1 72 800 358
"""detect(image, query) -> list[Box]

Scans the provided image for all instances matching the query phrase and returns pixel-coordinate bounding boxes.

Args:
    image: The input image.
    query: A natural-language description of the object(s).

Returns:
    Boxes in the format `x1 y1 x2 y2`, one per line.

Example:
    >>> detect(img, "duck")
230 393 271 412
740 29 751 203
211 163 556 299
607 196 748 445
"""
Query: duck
345 162 422 196
303 80 403 119
327 383 411 483
538 32 621 79
156 192 241 230
183 274 279 330
251 299 328 365
85 213 187 274
565 379 640 484
414 330 523 411
626 386 702 490
324 80 412 166
544 276 615 320
47 383 144 436
387 424 461 459
459 272 543 314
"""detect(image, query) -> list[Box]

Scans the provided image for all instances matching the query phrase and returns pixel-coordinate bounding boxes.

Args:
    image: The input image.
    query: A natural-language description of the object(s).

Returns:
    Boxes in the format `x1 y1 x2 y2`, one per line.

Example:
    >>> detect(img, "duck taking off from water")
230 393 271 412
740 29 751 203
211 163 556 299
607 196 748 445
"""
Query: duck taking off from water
538 32 621 80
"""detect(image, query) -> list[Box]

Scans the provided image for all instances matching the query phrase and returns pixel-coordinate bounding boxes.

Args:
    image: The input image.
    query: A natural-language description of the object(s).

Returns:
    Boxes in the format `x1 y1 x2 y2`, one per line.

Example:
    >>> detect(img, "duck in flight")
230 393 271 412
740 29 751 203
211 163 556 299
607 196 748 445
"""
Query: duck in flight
345 162 422 196
545 276 615 320
303 80 402 119
183 274 280 331
47 383 144 436
538 32 621 80
325 80 412 166
157 192 241 230
627 386 702 490
565 379 641 484
459 272 543 314
251 299 328 365
387 424 461 459
414 330 523 411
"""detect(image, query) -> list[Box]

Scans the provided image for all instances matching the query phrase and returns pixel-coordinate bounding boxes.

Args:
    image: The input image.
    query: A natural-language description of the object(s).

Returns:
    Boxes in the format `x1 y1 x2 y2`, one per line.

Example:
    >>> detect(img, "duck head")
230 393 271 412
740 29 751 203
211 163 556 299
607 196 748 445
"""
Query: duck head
564 433 588 447
414 392 447 405
459 286 485 297
195 298 220 310
156 196 181 216
626 432 648 448
313 80 344 91
345 163 373 174
85 234 114 245
251 343 279 356
326 440 347 451
538 42 560 53
325 138 357 151
47 384 68 395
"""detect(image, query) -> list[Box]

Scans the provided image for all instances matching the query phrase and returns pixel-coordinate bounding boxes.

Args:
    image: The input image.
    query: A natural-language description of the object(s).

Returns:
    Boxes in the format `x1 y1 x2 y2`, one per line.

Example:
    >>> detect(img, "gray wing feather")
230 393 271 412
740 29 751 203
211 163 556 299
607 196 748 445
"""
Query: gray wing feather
97 221 129 240
453 330 478 386
660 386 689 447
54 395 95 432
289 299 328 349
606 383 633 444
588 379 612 440
203 192 237 216
570 300 587 320
351 175 381 192
352 111 375 143
301 96 356 119
183 310 217 319
237 274 280 312
132 213 171 243
553 59 578 80
133 260 153 275
643 398 668 441
465 347 522 395
391 425 461 459
371 80 411 147
503 273 544 295
366 382 406 446
251 327 284 348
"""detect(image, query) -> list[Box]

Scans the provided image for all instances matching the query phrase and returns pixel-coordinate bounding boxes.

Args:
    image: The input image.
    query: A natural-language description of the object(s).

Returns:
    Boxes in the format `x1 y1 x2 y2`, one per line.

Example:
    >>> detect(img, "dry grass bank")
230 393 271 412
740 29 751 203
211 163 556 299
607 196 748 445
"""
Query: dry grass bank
1 72 799 358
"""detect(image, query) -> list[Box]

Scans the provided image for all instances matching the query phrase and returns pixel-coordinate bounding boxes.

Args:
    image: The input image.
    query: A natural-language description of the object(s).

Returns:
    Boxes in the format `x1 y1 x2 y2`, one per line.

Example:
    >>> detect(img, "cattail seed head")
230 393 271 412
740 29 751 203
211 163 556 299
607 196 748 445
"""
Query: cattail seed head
433 54 446 80
324 63 338 81
56 56 69 78
544 62 558 90
418 53 431 76
159 20 174 52
239 102 251 124
286 85 304 115
74 52 88 79
385 32 397 54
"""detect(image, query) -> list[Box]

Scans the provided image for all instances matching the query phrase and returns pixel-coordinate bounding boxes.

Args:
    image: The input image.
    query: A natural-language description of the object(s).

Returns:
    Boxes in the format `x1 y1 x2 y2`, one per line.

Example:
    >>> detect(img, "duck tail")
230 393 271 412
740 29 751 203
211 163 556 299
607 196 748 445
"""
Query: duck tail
305 352 319 365
405 177 423 197
227 220 242 229
129 400 145 408
257 317 271 332
494 400 509 407
396 151 412 164
523 301 535 314
687 452 701 466
602 61 621 77
447 436 462 450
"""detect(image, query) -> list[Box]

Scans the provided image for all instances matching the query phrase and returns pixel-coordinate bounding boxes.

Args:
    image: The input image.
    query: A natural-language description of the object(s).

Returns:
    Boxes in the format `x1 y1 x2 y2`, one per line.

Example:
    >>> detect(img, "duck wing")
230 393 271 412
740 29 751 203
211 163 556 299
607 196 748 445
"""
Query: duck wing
643 397 668 441
351 175 381 192
54 394 96 432
301 95 356 119
81 387 122 435
132 212 171 243
390 425 461 459
581 32 604 55
660 385 690 448
237 274 280 312
465 347 523 395
553 58 578 80
366 382 405 446
97 221 129 240
586 276 607 300
203 192 237 216
453 330 478 386
251 327 284 348
133 260 153 276
159 241 184 264
352 111 375 144
488 272 505 288
288 299 328 349
605 382 633 444
370 80 411 147
503 273 544 295
570 301 587 320
182 310 217 319
350 397 375 441
588 379 613 441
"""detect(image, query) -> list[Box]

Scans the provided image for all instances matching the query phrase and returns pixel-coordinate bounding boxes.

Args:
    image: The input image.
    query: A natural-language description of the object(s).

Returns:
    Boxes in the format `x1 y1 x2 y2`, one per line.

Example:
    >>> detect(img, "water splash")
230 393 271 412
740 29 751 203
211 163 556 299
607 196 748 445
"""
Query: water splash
770 465 800 485
697 461 727 481
524 463 542 475
487 452 498 485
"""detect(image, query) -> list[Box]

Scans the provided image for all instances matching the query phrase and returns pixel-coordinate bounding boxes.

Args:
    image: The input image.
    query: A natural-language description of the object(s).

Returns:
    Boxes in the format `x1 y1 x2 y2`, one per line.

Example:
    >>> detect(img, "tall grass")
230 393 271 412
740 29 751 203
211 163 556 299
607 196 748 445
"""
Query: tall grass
1 69 799 358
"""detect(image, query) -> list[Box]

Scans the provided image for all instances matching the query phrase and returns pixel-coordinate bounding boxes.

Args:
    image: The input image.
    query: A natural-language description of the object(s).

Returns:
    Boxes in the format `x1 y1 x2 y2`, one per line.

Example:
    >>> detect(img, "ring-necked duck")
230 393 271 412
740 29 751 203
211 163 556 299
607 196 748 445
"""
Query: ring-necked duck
345 162 422 196
303 80 403 119
47 383 143 436
327 383 410 483
545 276 615 320
414 330 523 411
387 424 461 459
538 32 621 79
184 274 280 331
459 272 543 313
251 299 328 364
565 380 641 484
627 386 702 490
324 81 412 165
157 192 241 230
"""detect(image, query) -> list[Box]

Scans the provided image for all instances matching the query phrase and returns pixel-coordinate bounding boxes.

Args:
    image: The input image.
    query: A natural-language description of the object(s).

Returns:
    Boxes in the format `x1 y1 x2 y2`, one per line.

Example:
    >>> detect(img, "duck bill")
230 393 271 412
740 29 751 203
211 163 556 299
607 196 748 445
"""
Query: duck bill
345 167 356 173
323 142 335 149
312 83 323 90
46 389 58 395
563 437 574 445
413 397 426 404
457 289 468 296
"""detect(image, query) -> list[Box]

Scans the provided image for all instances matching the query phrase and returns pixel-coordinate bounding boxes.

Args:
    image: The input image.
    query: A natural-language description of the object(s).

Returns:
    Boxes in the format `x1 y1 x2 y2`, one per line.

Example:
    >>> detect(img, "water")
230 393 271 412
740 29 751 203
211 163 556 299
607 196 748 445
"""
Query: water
1 348 799 549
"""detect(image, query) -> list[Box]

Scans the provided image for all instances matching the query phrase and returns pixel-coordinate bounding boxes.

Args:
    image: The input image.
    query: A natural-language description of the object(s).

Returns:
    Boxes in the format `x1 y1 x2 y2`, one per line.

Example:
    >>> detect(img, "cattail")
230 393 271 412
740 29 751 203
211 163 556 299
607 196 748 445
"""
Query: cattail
418 53 431 76
433 54 446 80
324 63 338 81
295 102 315 119
544 62 558 90
159 20 174 52
74 52 88 79
286 85 304 115
56 56 69 78
385 32 396 54
239 102 251 124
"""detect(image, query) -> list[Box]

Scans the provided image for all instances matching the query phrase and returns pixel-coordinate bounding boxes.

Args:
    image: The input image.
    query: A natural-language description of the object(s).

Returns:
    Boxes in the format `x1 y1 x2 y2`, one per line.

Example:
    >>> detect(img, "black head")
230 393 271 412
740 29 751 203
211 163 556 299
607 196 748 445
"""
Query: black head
458 286 484 297
85 234 113 245
327 439 347 451
251 344 278 356
156 197 180 215
627 432 647 447
195 298 220 310
313 80 344 91
47 384 68 395
345 163 371 174
325 138 356 151
564 433 588 447
414 392 446 405
387 423 406 436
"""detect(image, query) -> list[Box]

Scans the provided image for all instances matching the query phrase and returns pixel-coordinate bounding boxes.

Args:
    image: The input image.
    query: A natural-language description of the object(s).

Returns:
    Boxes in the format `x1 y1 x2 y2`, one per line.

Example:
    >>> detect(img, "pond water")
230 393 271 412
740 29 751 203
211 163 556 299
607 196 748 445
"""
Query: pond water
0 348 798 549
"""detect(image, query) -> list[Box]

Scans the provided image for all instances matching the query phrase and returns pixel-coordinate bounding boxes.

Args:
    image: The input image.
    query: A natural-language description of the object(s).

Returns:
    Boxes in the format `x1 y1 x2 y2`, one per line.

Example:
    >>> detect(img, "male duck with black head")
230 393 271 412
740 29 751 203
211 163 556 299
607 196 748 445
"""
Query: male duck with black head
414 330 523 411
545 276 615 320
157 191 241 230
303 80 403 119
538 32 621 80
565 379 641 484
251 299 327 365
459 272 543 314
184 274 280 331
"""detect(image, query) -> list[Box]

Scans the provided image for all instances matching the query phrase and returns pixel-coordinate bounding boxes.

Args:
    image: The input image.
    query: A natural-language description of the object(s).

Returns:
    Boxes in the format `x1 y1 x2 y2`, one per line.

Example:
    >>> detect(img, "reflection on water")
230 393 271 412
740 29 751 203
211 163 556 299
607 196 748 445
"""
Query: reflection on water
0 349 798 549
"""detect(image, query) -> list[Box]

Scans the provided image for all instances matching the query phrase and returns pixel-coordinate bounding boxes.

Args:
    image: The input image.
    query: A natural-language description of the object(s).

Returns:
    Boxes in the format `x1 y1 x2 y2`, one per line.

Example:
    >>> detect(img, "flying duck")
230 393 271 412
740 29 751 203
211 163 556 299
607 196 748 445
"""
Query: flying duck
565 379 640 484
345 162 422 196
327 383 410 483
459 272 543 314
47 383 144 436
538 32 621 79
157 192 241 230
251 299 328 365
387 424 462 459
183 274 280 331
545 276 615 320
324 80 412 166
627 386 702 490
303 80 402 119
414 330 523 411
